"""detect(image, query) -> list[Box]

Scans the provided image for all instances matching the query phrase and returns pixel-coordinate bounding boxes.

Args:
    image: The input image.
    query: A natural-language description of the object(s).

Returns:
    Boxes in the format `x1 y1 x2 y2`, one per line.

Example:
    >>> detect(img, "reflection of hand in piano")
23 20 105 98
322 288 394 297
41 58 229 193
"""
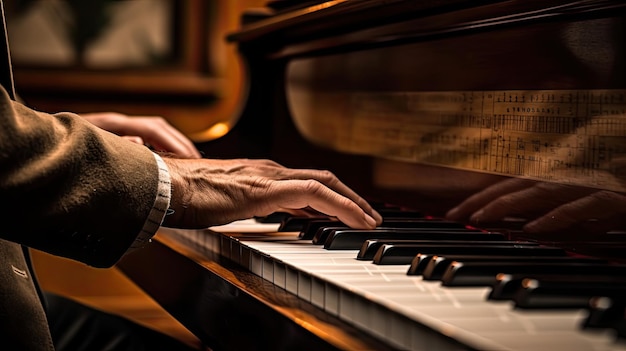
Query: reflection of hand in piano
446 178 626 235
160 157 382 230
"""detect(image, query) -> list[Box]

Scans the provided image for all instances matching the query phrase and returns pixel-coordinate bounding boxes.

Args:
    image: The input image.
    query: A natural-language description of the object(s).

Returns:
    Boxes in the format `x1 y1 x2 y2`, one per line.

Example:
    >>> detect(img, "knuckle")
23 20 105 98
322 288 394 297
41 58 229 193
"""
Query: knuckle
302 179 323 194
261 159 281 167
491 194 517 208
317 170 336 183
591 190 626 204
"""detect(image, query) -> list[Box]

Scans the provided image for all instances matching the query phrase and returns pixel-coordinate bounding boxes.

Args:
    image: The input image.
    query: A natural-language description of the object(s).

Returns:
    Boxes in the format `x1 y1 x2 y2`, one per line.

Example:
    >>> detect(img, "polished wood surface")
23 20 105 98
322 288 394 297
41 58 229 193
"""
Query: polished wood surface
8 0 267 141
121 1 626 349
119 229 396 351
30 249 203 349
213 0 626 215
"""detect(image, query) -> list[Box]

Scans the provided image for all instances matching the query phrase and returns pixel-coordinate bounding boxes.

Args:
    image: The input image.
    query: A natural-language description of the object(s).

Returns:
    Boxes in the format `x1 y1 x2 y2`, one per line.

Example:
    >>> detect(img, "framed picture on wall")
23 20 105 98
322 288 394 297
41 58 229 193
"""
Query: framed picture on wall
4 0 221 100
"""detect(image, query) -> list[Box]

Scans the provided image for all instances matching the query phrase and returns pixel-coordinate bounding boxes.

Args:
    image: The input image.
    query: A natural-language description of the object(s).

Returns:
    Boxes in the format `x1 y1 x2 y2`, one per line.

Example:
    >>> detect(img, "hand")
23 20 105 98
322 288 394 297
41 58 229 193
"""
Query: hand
161 158 383 230
446 178 626 235
82 112 201 159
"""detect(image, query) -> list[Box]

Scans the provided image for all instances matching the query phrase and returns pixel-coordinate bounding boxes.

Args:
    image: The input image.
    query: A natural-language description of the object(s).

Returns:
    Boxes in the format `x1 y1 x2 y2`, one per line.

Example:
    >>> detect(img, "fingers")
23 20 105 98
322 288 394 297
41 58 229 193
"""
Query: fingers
446 178 535 222
82 113 201 158
131 117 201 159
261 179 378 229
162 158 380 230
524 191 626 233
265 168 382 225
310 170 382 224
446 177 597 227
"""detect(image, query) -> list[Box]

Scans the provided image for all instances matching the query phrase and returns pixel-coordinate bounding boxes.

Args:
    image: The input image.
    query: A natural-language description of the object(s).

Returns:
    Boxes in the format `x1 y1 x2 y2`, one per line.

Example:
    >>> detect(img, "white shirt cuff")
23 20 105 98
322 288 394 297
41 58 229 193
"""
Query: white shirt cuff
128 153 171 250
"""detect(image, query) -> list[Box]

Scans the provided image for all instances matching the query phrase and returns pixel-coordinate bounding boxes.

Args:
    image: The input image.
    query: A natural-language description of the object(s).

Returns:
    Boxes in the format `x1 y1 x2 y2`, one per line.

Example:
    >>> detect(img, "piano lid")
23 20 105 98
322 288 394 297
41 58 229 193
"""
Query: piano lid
118 2 626 350
217 0 626 237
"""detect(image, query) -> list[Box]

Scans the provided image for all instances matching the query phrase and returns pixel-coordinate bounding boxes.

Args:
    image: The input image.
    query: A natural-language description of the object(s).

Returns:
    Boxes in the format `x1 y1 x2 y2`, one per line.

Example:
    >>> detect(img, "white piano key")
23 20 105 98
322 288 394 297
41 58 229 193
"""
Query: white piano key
166 222 625 351
325 283 340 316
285 265 299 295
273 261 286 289
474 330 626 351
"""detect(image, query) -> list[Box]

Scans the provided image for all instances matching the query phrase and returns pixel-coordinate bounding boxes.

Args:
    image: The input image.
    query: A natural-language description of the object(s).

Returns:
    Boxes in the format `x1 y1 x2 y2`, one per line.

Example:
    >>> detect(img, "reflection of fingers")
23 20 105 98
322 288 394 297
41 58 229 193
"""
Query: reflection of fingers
265 180 377 229
447 178 535 221
474 185 563 223
525 191 626 233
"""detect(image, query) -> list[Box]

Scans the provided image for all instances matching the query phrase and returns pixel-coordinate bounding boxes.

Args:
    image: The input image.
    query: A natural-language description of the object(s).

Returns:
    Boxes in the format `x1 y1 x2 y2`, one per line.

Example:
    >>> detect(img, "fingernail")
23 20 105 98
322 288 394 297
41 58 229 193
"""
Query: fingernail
372 210 383 224
364 213 377 228
446 207 459 219
469 210 484 224
523 222 538 233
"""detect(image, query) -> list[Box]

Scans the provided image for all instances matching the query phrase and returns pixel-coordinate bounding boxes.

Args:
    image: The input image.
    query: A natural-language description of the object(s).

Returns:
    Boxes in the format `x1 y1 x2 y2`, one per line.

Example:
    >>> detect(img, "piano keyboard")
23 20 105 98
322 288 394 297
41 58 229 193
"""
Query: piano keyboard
166 218 626 351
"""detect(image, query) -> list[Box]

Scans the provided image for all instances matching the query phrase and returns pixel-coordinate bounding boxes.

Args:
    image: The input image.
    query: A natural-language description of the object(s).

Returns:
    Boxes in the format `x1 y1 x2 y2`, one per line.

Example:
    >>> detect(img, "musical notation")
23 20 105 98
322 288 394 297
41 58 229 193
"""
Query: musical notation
291 89 626 192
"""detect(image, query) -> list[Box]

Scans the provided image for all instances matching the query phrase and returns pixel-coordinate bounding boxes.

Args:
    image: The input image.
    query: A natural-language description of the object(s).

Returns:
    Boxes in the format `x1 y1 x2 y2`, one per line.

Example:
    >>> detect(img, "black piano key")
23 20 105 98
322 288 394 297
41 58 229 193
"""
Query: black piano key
407 253 438 276
583 296 626 331
441 262 626 287
375 208 423 218
513 277 626 309
372 243 556 265
300 212 427 239
299 220 343 240
315 219 471 245
280 203 426 234
380 219 466 229
323 229 485 250
278 216 328 231
316 226 479 246
489 272 617 301
363 240 528 264
357 233 507 260
423 256 604 281
313 226 353 245
255 212 292 223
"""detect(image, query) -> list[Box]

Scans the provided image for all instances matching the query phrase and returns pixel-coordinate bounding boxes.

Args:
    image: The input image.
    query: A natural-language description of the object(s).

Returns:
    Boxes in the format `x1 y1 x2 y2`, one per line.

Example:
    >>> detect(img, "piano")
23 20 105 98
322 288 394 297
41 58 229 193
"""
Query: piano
118 0 626 350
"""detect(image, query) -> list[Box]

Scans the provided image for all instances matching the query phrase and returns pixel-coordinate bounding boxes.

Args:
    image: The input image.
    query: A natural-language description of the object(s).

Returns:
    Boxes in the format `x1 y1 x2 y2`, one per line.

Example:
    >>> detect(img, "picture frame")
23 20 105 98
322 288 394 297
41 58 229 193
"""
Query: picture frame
9 0 223 100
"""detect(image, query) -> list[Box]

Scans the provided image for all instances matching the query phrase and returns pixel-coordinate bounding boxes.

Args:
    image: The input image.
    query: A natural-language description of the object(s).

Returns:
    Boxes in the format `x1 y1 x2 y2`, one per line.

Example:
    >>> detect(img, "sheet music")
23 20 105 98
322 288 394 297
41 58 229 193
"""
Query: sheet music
291 89 626 192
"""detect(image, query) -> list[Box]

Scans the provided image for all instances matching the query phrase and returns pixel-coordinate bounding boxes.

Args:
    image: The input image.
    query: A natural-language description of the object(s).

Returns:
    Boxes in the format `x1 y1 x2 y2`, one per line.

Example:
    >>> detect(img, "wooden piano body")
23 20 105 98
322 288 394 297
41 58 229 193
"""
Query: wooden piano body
119 1 626 349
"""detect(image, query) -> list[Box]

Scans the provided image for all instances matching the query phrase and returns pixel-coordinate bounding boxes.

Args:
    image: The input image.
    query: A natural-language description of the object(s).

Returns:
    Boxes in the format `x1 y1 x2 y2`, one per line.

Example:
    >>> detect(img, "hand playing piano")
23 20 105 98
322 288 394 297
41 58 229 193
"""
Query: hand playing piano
161 158 383 230
446 178 626 235
82 112 202 159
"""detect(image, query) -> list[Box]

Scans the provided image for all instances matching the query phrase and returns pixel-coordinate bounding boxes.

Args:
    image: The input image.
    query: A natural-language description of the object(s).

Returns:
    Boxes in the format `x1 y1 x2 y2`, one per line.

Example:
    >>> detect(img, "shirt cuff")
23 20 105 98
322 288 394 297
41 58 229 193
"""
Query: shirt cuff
128 153 171 251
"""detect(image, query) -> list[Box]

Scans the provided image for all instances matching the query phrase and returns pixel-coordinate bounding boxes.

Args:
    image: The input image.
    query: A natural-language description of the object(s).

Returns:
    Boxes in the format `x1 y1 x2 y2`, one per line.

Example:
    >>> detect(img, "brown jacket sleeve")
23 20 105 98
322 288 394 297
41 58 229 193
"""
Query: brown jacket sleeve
0 86 160 267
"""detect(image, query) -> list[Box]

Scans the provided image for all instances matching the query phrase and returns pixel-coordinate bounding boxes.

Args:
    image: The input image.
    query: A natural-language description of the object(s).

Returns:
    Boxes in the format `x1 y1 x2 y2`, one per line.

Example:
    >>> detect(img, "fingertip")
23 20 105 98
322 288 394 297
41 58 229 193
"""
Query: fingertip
191 148 202 159
523 221 539 233
364 213 378 228
469 210 484 224
445 207 460 220
371 209 383 225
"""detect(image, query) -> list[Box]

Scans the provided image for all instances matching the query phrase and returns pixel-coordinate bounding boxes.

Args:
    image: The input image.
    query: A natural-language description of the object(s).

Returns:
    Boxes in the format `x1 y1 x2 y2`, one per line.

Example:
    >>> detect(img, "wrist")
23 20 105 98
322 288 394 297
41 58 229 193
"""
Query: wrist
161 157 188 227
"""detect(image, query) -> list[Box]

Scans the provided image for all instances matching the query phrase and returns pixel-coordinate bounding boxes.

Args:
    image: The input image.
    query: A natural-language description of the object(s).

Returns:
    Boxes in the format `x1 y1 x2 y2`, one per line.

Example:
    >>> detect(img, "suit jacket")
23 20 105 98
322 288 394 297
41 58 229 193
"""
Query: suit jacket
0 3 162 349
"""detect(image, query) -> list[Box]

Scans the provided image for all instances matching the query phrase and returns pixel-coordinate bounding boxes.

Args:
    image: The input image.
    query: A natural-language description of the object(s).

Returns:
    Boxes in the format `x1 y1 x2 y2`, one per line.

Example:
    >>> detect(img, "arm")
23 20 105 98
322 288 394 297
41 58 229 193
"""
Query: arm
0 85 381 268
0 87 162 267
161 158 381 230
